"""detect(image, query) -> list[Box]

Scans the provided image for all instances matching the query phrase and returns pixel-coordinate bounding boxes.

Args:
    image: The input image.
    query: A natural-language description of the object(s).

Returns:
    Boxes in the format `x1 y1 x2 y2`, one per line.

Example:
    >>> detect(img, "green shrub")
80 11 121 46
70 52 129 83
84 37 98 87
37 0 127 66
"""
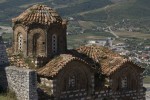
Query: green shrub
0 89 17 100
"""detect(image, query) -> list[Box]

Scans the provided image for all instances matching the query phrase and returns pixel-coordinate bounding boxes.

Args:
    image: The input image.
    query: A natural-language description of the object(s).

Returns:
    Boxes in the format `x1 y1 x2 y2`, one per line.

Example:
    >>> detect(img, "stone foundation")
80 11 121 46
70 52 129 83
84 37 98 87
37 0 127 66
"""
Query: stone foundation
57 89 146 100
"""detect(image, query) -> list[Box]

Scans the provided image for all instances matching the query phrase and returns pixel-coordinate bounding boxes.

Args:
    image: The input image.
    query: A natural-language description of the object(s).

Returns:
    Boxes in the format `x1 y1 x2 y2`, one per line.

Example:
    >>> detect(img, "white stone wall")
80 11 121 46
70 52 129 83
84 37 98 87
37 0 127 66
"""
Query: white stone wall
5 66 38 100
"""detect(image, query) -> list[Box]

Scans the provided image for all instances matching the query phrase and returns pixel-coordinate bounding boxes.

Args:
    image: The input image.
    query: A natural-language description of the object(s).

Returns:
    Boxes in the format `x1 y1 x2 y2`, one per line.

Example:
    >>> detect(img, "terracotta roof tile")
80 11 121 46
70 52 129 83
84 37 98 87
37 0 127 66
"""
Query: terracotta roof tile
76 45 116 62
12 4 62 25
75 45 130 76
37 54 88 77
37 45 144 77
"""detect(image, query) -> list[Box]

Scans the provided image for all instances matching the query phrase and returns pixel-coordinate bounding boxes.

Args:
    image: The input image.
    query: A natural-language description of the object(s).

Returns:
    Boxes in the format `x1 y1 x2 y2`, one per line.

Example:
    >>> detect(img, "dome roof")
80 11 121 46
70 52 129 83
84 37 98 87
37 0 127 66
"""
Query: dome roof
76 45 119 63
12 4 62 25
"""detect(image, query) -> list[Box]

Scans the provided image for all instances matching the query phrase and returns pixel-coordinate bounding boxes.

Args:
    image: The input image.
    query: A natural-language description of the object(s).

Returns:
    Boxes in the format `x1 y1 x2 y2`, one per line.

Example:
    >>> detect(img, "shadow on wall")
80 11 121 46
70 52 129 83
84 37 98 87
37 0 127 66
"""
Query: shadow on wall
0 65 9 92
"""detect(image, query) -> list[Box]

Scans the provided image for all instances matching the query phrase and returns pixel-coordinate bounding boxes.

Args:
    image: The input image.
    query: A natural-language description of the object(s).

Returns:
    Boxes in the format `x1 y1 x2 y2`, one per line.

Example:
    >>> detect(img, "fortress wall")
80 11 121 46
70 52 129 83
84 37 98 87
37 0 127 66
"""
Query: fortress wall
5 66 38 100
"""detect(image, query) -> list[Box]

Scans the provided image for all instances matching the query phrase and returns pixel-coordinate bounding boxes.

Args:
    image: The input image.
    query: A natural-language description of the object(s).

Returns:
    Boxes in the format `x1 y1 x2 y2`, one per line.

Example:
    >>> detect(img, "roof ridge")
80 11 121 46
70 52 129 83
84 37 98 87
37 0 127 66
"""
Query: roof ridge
37 54 89 77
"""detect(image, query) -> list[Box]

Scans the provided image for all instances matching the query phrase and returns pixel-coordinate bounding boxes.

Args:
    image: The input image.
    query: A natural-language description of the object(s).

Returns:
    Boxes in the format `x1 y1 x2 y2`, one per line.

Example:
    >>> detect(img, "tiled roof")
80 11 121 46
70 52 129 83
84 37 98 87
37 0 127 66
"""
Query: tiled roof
37 54 88 77
12 4 62 25
76 45 142 76
37 45 144 77
76 45 116 63
100 56 127 76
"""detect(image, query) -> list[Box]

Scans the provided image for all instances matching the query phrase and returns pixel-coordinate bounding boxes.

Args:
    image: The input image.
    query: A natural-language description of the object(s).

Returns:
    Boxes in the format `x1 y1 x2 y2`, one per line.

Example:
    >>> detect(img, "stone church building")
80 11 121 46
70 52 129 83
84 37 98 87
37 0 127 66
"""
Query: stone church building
12 4 146 100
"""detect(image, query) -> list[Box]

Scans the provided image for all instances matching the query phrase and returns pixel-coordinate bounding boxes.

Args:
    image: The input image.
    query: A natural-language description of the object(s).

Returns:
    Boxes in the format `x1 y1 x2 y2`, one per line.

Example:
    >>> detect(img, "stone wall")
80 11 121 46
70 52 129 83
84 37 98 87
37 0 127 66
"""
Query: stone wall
5 66 38 100
57 89 146 100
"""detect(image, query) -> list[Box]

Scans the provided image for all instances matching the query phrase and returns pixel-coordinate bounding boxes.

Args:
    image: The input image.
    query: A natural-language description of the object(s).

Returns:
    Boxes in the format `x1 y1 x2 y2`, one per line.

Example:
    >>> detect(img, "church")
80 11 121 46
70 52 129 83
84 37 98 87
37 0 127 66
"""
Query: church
12 4 146 100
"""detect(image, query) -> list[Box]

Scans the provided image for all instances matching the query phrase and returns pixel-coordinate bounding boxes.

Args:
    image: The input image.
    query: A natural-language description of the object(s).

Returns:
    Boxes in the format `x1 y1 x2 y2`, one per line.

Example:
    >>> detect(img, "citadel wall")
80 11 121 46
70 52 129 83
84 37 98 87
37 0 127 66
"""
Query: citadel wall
5 66 38 100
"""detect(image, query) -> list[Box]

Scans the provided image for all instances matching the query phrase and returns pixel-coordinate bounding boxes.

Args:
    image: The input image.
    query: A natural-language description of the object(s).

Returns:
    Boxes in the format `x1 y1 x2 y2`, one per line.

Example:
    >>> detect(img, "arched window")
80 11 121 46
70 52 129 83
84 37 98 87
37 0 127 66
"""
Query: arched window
68 75 76 90
18 33 23 51
52 34 57 54
121 77 127 89
33 33 40 55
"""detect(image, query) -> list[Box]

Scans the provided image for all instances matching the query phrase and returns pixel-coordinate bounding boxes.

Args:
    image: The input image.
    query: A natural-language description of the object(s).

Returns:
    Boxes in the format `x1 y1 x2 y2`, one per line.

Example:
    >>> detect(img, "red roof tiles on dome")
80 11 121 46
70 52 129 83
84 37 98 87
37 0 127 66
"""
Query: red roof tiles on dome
12 4 62 25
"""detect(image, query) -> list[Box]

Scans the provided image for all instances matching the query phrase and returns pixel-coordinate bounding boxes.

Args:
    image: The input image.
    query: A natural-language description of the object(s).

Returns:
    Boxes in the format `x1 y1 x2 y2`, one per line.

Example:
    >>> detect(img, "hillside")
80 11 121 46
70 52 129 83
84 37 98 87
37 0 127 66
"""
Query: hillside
0 0 149 24
0 0 111 20
78 0 150 21
0 0 149 36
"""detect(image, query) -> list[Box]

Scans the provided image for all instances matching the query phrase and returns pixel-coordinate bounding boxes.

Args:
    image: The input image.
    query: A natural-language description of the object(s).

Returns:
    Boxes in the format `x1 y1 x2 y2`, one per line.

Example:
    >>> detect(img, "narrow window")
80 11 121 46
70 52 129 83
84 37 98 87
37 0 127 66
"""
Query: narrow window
18 33 23 51
33 33 40 55
52 34 57 53
121 77 127 89
68 75 76 89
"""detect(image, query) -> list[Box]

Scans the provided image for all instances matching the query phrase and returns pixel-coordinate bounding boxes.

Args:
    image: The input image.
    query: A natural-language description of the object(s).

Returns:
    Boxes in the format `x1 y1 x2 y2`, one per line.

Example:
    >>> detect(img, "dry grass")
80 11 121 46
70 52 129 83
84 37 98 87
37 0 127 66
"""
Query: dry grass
0 90 17 100
114 31 150 39
78 21 96 29
86 36 106 39
144 76 150 84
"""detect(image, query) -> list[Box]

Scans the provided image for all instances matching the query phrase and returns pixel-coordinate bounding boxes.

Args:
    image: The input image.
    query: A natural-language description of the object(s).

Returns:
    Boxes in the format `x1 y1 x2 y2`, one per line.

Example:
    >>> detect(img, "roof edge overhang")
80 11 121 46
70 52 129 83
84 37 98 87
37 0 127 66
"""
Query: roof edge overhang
106 60 145 77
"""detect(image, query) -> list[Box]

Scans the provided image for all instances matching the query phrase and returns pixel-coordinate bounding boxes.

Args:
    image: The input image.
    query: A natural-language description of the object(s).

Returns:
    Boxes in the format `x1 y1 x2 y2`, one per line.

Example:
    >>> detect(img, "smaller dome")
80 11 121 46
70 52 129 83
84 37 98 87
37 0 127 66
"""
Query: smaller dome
76 45 117 62
12 4 62 25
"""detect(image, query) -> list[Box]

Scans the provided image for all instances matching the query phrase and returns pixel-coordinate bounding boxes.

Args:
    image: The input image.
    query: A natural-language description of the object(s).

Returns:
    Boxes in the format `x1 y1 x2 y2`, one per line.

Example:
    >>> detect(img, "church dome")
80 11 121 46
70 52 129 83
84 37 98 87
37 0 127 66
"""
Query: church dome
12 4 62 25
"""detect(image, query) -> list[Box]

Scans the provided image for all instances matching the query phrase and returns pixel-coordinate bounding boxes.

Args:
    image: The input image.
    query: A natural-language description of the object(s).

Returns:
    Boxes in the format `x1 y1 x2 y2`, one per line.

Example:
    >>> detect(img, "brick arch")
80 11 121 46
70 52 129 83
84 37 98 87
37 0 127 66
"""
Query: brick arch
112 65 140 91
28 28 46 57
47 26 67 55
56 60 93 97
13 25 27 54
60 68 88 91
120 66 140 90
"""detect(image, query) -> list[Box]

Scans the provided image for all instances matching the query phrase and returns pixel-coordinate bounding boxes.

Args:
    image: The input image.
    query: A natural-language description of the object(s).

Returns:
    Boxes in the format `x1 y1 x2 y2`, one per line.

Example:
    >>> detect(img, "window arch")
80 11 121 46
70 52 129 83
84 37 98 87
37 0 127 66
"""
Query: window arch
111 65 141 91
32 33 40 56
18 33 23 51
121 77 127 89
52 34 57 54
68 75 76 89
